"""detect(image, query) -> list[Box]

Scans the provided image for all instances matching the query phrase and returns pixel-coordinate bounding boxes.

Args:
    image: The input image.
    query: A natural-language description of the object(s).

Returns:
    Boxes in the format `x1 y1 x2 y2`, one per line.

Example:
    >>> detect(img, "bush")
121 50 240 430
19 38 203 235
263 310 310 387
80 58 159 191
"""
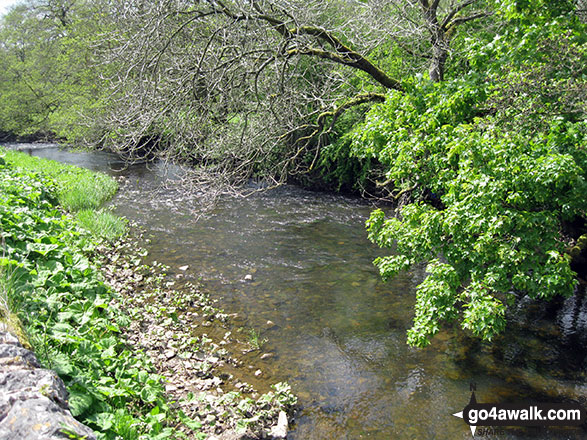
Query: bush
353 78 586 347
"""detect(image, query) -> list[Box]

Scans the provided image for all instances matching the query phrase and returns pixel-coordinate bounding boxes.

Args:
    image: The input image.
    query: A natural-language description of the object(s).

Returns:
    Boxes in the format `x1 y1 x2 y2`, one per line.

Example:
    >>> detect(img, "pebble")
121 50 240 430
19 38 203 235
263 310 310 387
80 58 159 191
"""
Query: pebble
179 265 189 271
244 274 253 281
270 411 288 439
254 369 262 377
164 349 176 360
260 353 273 360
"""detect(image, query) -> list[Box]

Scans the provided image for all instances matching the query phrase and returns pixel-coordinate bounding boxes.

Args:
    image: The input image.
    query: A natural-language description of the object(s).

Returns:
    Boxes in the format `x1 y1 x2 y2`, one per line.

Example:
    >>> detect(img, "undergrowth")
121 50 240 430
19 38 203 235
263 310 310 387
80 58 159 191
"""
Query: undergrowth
0 156 191 438
0 151 297 439
1 148 125 240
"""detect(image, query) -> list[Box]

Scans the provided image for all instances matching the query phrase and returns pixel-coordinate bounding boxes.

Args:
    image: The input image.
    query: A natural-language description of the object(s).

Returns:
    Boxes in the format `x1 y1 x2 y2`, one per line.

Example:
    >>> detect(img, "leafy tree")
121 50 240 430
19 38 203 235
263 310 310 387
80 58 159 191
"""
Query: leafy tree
356 0 586 346
1 0 584 347
0 0 107 139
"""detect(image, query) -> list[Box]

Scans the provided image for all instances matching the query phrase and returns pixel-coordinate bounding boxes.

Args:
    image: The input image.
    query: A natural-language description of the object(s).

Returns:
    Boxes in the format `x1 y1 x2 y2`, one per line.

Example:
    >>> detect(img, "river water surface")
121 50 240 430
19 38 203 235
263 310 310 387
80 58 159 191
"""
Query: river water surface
7 143 587 439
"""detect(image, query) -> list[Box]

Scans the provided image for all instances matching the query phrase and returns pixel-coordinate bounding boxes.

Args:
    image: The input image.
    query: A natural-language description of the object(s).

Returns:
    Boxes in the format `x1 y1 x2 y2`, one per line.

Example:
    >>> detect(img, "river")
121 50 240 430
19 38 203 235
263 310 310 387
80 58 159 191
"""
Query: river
7 143 587 439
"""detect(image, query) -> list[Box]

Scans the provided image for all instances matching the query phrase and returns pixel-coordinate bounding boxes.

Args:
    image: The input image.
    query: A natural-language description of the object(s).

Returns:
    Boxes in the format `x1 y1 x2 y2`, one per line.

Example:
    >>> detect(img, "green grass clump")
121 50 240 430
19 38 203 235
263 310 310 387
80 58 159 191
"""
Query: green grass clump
0 269 32 350
1 148 123 239
58 175 117 211
1 148 117 210
76 209 127 241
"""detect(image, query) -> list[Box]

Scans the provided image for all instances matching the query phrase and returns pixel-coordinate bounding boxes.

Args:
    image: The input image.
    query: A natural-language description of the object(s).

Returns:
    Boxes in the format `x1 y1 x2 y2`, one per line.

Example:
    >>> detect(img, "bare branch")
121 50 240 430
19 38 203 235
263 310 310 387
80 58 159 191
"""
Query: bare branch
448 12 491 29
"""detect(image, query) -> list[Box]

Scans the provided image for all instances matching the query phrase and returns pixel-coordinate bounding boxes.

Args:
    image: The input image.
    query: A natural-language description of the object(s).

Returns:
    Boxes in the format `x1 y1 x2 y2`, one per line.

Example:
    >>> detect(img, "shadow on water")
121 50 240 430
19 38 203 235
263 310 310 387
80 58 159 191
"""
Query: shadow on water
7 143 586 440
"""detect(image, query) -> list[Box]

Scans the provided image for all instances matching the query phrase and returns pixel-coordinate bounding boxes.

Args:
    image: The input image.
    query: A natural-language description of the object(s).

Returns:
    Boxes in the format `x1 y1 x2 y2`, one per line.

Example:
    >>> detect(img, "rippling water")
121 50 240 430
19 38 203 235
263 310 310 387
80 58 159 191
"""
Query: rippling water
6 143 586 439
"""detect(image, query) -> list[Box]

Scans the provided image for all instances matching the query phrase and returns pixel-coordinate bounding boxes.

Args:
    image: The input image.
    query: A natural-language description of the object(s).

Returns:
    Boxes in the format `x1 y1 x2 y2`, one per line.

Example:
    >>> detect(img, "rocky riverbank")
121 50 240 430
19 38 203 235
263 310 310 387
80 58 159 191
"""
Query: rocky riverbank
95 230 296 439
0 150 295 439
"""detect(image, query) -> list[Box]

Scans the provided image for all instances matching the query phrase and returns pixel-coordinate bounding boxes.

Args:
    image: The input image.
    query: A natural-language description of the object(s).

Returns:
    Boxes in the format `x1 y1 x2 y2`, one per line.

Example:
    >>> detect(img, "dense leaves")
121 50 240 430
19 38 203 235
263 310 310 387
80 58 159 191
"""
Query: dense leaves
1 0 585 349
354 4 586 346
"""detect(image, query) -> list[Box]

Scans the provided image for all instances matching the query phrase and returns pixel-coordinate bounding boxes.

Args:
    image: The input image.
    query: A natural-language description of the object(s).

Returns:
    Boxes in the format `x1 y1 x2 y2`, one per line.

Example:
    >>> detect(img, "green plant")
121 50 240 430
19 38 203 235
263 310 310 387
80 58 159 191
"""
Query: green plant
247 328 267 351
0 158 193 439
355 74 585 347
75 209 126 241
2 149 118 212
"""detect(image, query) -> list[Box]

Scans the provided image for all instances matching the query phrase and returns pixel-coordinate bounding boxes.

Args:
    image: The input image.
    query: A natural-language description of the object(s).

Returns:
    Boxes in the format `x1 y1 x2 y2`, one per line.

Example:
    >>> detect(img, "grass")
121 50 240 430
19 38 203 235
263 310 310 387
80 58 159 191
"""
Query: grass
76 209 127 241
1 148 125 240
0 268 31 350
248 328 267 350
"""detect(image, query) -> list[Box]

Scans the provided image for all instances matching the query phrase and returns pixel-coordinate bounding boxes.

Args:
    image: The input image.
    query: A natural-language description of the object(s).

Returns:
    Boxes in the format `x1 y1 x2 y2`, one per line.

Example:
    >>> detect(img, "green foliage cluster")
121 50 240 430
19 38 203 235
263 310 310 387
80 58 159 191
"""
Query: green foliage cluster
352 4 586 346
0 1 109 140
1 0 585 350
219 382 297 433
2 149 125 240
0 160 189 438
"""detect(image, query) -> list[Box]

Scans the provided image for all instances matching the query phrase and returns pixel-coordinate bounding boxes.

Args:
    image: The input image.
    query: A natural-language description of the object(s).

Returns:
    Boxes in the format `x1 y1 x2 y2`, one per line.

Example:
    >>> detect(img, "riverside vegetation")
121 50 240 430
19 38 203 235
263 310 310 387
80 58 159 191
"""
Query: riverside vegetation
0 148 296 439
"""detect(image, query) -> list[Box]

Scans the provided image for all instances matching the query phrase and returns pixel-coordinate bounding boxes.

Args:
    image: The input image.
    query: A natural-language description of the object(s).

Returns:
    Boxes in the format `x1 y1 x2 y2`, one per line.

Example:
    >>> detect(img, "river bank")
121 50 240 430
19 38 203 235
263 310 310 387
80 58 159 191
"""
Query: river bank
0 148 295 439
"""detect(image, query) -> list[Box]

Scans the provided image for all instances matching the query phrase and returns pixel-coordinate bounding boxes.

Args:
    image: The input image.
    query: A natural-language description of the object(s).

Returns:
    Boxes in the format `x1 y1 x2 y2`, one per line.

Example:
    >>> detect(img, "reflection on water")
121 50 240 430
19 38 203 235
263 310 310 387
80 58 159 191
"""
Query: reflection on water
7 143 586 439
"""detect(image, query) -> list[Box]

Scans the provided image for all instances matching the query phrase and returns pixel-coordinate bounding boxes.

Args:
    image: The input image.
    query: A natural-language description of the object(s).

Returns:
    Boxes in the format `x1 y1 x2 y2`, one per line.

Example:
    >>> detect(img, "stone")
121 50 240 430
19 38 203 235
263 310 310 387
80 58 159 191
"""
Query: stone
0 369 69 413
269 411 288 439
0 331 21 347
0 397 96 440
179 265 189 271
164 349 177 360
260 353 273 360
254 369 262 377
243 274 253 281
0 344 41 369
0 333 96 439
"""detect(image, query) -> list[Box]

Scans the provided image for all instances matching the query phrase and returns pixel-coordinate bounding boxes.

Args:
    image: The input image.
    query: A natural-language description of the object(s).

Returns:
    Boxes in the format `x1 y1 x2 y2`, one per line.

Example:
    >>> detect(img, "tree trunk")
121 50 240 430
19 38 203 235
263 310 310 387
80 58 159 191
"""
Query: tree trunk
429 32 449 82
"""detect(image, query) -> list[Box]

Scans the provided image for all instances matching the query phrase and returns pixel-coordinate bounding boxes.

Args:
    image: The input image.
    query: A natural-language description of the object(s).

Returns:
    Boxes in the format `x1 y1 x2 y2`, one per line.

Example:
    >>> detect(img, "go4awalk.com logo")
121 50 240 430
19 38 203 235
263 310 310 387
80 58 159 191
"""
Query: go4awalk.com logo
452 384 587 436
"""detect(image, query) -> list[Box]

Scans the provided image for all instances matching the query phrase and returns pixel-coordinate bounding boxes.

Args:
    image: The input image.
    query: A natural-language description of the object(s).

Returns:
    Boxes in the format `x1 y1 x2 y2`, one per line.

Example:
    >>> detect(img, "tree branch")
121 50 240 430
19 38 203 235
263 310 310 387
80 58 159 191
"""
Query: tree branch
448 12 491 29
441 0 476 30
208 1 403 91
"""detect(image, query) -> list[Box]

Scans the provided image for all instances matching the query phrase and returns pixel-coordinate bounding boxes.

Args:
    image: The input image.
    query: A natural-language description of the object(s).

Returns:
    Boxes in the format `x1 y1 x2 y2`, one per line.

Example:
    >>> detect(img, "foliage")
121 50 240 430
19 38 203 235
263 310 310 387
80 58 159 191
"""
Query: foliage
1 0 585 350
247 328 268 351
75 209 127 241
1 148 124 242
218 382 297 434
0 0 110 139
354 6 586 345
2 149 117 209
0 159 185 439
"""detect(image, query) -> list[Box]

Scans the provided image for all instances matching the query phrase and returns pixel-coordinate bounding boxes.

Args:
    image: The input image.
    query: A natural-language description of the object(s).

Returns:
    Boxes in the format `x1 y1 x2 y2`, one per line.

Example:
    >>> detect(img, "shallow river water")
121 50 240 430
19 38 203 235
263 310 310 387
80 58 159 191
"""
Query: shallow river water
8 143 587 439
